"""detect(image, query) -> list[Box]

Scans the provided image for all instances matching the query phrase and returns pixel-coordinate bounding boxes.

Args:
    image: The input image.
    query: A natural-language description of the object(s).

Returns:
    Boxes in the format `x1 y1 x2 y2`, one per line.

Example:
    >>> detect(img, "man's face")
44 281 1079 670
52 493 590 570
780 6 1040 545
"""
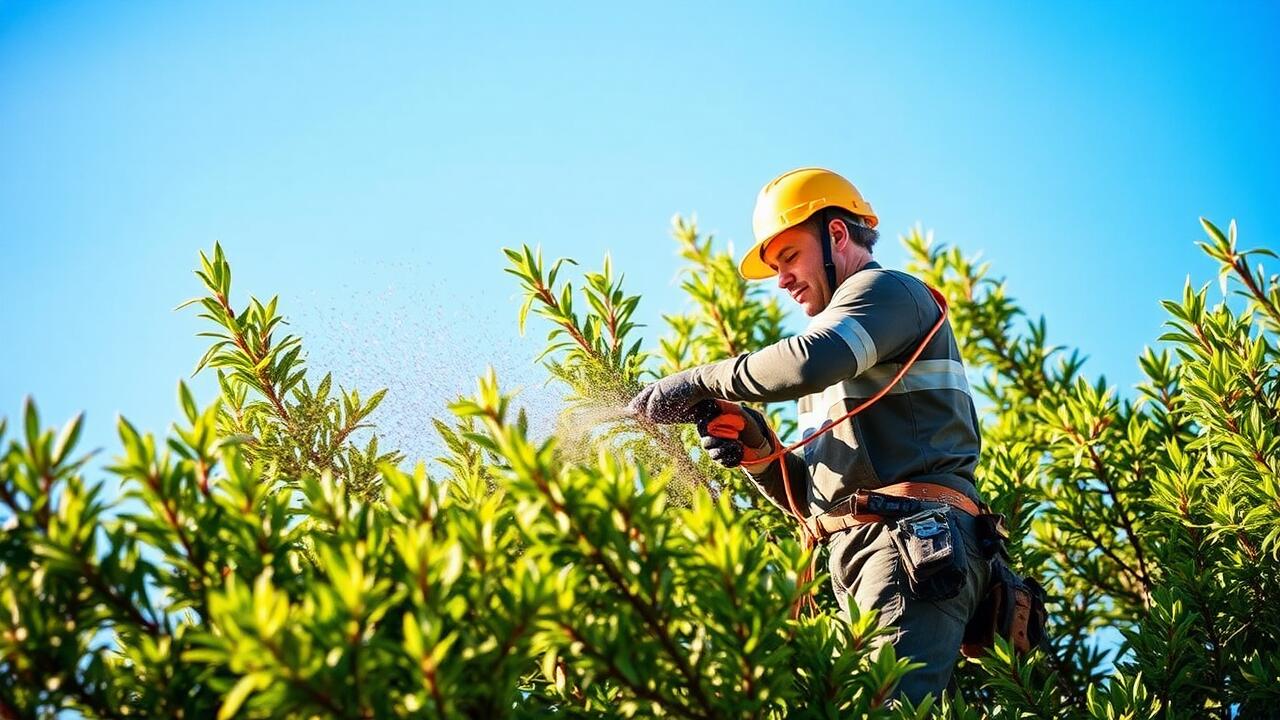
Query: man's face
763 225 827 317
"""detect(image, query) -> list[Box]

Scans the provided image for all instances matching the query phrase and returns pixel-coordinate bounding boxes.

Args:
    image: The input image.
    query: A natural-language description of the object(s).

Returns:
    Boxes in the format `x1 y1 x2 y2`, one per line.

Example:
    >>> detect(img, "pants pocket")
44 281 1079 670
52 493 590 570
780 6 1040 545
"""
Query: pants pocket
828 523 906 624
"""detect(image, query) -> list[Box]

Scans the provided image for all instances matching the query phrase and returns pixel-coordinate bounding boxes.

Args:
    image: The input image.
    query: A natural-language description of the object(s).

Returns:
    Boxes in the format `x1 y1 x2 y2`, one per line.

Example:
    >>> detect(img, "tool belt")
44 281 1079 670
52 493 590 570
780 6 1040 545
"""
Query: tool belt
810 482 1047 656
806 482 981 540
809 483 981 602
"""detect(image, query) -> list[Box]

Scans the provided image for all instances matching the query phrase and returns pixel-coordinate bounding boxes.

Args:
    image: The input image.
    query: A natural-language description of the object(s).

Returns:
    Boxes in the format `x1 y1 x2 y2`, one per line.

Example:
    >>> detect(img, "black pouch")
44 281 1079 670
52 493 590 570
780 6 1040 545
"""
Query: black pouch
888 507 968 601
972 512 1009 560
961 558 1048 657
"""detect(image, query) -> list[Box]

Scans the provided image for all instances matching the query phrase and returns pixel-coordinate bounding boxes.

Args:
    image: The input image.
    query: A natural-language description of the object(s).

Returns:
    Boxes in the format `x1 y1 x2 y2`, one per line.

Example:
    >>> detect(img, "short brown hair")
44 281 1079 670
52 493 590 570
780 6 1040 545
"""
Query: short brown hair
802 208 879 251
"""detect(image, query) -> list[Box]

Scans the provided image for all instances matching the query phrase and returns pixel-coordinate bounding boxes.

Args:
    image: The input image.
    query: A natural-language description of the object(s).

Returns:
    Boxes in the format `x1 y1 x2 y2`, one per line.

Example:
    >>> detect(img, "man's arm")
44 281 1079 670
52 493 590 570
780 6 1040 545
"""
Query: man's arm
690 269 937 404
689 328 857 403
743 448 811 516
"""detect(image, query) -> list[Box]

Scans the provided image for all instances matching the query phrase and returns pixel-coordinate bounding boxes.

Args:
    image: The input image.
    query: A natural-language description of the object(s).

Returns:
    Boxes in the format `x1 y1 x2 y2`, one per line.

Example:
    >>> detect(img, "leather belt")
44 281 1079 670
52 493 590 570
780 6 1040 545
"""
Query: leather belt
808 482 982 540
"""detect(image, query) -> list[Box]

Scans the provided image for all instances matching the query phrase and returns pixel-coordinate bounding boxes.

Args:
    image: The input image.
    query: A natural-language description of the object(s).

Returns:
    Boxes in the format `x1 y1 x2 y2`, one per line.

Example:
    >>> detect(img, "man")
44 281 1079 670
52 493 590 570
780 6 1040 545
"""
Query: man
628 167 990 702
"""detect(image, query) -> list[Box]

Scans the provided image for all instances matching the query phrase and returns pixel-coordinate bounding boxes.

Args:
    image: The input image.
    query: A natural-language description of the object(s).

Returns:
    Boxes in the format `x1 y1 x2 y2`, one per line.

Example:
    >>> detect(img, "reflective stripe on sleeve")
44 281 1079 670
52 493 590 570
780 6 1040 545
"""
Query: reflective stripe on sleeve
807 310 878 371
797 359 973 433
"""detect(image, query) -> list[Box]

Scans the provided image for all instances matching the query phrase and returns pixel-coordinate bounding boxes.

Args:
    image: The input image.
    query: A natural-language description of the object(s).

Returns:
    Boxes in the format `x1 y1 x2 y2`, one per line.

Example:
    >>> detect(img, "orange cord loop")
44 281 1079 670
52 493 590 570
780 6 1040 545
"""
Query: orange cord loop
757 286 951 617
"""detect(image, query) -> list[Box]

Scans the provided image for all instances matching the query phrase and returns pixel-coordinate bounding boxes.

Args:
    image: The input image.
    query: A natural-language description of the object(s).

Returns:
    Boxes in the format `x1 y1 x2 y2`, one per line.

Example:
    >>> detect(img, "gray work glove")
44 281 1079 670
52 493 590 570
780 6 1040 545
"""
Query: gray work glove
628 369 708 424
694 400 774 469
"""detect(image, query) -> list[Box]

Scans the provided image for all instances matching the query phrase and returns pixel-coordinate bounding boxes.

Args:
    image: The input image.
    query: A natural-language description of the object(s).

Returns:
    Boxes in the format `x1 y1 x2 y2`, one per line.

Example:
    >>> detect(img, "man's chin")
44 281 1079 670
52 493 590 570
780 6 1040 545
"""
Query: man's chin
786 292 823 316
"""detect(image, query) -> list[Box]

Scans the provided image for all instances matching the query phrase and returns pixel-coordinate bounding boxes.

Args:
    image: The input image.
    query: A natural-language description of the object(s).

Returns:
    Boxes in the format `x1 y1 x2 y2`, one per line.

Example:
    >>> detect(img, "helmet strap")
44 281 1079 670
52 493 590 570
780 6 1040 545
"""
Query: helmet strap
818 209 839 300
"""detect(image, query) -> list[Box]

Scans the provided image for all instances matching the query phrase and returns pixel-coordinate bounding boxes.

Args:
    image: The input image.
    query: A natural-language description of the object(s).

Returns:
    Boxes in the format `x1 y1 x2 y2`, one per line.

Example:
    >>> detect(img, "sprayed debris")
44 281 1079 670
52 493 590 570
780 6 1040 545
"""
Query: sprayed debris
290 262 562 465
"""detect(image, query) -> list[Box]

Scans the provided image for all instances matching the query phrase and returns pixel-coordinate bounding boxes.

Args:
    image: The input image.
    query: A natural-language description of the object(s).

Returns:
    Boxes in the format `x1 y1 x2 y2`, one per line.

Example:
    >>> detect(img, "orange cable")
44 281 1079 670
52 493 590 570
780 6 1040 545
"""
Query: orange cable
753 286 950 616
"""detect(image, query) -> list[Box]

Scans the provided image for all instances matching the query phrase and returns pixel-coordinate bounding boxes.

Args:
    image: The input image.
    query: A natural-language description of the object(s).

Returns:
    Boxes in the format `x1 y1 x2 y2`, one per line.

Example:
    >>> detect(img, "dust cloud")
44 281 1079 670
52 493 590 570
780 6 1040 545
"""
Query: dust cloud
290 262 564 466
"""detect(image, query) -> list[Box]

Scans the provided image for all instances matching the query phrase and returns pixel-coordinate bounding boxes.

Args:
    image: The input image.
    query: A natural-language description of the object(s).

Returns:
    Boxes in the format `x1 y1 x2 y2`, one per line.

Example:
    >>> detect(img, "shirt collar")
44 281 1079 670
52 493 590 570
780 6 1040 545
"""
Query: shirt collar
823 259 881 305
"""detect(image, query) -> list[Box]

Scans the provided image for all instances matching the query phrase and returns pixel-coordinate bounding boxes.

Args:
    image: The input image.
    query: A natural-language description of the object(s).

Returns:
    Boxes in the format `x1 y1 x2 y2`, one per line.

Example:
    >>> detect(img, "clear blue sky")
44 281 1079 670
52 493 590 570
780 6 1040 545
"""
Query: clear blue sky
3 1 1278 463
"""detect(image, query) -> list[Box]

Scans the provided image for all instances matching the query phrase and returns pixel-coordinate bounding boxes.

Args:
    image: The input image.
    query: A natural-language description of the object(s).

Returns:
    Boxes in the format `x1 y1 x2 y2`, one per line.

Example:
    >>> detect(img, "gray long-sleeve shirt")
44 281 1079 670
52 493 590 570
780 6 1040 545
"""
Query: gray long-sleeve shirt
690 261 982 516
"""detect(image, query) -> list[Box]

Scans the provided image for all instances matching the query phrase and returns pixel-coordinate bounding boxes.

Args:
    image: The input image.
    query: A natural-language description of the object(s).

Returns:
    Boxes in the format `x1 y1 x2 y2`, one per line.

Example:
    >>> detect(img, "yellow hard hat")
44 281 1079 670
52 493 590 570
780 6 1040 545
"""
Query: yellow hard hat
739 167 878 279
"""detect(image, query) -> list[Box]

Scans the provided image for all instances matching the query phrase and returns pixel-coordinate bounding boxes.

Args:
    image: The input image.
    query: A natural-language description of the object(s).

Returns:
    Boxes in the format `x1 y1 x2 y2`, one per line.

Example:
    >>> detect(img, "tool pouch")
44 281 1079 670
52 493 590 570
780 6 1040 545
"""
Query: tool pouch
972 512 1009 560
888 507 968 601
961 558 1047 657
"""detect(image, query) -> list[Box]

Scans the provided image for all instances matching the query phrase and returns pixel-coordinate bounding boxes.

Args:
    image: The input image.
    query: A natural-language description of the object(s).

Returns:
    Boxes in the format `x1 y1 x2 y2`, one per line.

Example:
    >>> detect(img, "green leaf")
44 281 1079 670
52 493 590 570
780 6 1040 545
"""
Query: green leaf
178 382 199 424
403 612 424 659
518 295 536 336
363 388 388 418
52 412 84 468
193 341 231 376
23 396 39 452
218 672 269 720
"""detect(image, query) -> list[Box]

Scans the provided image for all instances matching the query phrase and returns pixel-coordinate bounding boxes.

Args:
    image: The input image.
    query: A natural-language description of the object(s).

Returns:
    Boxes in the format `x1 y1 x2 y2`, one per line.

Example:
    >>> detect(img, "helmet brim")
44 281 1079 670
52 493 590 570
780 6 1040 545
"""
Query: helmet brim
738 234 782 280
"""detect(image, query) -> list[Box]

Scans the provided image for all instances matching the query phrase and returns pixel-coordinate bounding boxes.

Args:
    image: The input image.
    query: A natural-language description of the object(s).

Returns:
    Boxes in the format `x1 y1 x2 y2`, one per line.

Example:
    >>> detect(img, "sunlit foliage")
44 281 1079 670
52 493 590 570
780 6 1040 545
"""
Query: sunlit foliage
2 217 1276 718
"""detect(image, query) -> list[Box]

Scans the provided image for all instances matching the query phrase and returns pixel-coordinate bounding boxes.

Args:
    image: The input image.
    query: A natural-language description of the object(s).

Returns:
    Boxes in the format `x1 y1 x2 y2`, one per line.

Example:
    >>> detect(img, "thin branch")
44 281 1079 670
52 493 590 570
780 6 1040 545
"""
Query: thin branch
528 468 718 719
262 637 348 717
1086 444 1152 596
1231 253 1280 330
559 624 712 720
214 293 292 424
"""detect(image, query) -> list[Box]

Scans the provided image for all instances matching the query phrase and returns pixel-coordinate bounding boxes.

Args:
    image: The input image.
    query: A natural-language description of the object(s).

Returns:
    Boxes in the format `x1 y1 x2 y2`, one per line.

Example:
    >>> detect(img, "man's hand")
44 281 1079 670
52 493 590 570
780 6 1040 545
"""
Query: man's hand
627 370 707 424
696 401 774 470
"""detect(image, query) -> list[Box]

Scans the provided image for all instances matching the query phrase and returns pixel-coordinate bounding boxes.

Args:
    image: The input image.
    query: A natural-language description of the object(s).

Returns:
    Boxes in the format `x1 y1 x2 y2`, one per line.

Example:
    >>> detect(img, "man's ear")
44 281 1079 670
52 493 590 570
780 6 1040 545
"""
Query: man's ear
828 217 851 249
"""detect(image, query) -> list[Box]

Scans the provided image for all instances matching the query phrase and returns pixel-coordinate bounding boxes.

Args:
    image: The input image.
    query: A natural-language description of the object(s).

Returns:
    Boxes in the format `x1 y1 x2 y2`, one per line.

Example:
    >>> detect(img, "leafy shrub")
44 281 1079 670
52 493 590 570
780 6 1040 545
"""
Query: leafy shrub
2 217 1276 718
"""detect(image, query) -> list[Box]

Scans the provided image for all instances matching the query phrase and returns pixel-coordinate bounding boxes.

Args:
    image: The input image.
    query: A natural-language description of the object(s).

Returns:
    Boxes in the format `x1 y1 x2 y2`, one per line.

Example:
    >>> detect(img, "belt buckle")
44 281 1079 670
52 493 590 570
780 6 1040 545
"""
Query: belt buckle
844 486 875 515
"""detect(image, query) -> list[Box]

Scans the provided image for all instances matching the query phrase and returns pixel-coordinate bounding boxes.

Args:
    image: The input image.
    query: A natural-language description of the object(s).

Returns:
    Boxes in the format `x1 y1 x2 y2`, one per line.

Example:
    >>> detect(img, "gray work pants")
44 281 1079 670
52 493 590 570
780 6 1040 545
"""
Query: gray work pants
826 509 991 704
